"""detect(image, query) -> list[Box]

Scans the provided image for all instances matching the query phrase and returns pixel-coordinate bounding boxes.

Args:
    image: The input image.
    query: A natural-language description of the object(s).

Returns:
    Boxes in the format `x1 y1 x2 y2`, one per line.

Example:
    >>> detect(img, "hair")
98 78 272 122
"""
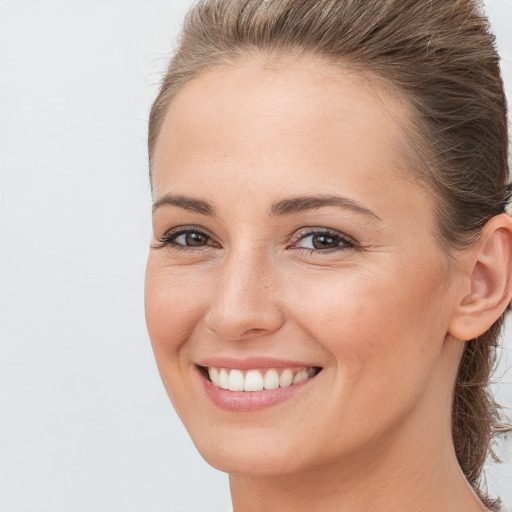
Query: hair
148 0 511 507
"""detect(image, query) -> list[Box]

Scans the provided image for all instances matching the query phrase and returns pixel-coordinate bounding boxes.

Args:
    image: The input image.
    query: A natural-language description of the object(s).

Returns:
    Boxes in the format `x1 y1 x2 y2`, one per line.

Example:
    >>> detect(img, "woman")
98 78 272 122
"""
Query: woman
144 0 512 510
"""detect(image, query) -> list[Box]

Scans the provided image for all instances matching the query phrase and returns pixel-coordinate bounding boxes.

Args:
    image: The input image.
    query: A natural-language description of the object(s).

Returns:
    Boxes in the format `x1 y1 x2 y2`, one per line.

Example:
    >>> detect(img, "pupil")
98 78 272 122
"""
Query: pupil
313 234 337 249
186 232 206 246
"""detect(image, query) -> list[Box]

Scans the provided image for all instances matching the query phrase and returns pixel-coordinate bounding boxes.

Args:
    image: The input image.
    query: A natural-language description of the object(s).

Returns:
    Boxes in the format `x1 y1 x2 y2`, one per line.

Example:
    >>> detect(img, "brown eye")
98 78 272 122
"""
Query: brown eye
292 229 356 252
311 234 339 249
184 232 208 246
171 230 211 246
153 228 218 250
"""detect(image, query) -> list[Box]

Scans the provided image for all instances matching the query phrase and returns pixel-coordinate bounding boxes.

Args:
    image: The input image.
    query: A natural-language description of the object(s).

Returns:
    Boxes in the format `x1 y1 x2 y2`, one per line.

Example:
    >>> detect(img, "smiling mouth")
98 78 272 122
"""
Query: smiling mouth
200 366 322 392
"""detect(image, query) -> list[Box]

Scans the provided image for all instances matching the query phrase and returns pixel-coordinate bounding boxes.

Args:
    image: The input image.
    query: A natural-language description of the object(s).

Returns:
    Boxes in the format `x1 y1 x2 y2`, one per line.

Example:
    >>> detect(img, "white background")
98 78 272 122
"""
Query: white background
0 1 510 511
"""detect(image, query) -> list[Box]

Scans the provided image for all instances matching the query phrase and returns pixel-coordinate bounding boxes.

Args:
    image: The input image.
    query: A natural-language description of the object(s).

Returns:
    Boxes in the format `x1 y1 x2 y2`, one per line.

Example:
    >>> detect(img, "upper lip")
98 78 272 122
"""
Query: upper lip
196 356 322 370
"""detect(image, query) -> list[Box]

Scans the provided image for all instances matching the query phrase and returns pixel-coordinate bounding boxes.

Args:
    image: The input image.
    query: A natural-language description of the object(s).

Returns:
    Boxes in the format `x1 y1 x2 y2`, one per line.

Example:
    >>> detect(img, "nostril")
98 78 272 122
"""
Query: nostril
245 327 266 335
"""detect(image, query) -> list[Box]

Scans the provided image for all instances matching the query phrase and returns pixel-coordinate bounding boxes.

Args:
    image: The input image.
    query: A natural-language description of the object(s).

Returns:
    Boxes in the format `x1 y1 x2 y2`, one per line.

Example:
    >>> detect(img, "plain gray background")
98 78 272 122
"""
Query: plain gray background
0 1 510 510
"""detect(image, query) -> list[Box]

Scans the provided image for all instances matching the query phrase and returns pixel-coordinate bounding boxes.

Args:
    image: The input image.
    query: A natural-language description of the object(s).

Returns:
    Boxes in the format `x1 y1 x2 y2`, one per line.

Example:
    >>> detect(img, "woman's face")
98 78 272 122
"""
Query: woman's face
145 55 463 476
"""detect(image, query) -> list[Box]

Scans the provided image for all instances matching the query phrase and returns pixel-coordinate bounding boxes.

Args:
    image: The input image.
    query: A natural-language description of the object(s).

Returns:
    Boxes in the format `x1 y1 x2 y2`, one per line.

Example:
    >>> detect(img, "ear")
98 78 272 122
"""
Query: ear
448 213 512 341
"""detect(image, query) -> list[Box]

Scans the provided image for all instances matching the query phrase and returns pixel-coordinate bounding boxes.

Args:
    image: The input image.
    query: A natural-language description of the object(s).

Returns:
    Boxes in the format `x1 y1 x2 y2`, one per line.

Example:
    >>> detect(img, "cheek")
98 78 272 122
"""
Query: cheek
144 257 209 368
144 258 215 423
283 258 451 407
289 254 448 341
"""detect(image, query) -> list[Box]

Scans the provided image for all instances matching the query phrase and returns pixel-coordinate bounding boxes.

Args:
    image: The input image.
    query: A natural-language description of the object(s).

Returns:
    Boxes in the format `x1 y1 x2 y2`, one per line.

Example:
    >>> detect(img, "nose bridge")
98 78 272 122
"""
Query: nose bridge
204 242 284 341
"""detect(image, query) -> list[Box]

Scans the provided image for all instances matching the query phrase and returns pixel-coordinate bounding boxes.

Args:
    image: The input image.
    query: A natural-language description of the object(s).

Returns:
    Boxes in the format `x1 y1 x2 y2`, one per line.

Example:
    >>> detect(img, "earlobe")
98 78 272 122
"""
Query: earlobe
448 214 512 341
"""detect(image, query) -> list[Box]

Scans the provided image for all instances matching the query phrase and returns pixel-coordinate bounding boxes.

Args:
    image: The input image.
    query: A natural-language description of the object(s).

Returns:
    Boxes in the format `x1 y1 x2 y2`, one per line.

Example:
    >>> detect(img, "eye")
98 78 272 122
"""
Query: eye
291 228 357 252
172 231 210 247
153 227 219 250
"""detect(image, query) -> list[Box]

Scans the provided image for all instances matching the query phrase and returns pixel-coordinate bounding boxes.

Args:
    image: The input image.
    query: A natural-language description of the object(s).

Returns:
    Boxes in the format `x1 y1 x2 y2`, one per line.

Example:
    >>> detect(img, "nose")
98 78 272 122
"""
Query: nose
203 249 285 341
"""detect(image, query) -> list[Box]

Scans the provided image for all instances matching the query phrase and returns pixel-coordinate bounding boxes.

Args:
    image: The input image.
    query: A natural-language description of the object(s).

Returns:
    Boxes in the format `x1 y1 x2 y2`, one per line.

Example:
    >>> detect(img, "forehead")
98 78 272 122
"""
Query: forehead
151 53 421 209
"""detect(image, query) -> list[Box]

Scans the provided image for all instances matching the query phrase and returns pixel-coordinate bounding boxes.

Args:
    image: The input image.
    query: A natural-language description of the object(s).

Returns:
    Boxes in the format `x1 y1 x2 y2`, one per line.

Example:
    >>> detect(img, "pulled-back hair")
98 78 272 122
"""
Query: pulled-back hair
148 0 511 506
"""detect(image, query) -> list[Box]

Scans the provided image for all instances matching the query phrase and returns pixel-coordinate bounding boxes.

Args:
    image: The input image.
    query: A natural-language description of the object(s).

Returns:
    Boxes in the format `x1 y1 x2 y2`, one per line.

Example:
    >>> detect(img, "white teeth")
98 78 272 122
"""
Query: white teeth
219 368 229 389
208 367 220 387
207 366 318 391
244 370 264 391
263 369 280 390
293 370 309 384
279 368 294 388
228 369 244 391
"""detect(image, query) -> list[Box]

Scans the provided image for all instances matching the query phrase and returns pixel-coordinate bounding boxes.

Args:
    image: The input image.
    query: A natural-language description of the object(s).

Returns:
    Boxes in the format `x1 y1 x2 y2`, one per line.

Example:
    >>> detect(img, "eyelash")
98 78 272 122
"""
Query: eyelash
153 226 359 254
153 227 219 252
290 228 358 254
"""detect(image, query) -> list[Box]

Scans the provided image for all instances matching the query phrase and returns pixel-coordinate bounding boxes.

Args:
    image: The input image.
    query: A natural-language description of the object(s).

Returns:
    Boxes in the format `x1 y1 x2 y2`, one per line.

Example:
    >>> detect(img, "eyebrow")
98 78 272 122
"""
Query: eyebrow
152 192 381 221
269 195 382 221
152 193 215 215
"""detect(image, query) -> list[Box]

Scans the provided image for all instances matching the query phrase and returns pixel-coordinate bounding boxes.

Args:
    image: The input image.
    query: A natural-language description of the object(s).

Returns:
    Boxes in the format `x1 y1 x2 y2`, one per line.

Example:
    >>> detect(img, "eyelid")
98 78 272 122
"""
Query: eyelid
152 225 359 252
287 227 359 251
152 225 219 250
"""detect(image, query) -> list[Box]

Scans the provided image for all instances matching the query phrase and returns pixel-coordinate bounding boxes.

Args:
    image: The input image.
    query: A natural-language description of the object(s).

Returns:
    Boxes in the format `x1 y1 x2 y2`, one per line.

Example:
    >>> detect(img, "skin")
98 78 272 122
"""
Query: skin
145 54 511 511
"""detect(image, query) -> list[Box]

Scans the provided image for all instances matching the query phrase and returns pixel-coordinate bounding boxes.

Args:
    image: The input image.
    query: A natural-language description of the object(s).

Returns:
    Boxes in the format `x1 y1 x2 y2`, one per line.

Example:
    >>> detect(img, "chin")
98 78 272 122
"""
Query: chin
198 443 309 476
187 419 333 477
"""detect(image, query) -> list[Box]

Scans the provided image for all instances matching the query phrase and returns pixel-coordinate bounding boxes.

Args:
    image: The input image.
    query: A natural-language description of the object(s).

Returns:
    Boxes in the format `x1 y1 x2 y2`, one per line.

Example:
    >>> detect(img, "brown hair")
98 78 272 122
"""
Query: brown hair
148 0 511 506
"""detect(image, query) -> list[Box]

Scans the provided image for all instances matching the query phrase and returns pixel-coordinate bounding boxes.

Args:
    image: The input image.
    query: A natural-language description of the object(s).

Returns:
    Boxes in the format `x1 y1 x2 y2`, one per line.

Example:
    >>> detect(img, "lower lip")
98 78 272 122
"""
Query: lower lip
200 371 316 412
